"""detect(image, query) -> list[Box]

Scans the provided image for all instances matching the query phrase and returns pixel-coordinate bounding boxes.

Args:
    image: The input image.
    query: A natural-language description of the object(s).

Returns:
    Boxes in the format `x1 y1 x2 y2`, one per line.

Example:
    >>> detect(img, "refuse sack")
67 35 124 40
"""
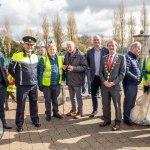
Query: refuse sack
130 92 150 125
57 85 66 106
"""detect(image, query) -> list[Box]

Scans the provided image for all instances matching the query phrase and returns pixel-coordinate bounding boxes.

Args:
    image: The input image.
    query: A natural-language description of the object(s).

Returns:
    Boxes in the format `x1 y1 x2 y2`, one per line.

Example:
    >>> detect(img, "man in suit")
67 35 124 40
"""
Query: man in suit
87 35 108 117
99 40 126 131
123 41 142 126
0 52 12 129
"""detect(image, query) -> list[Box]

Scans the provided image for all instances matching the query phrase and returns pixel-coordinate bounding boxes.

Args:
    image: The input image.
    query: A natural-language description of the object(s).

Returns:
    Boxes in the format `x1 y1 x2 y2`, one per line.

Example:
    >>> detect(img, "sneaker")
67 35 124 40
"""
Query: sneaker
74 112 82 119
89 111 97 118
81 93 86 97
66 110 76 116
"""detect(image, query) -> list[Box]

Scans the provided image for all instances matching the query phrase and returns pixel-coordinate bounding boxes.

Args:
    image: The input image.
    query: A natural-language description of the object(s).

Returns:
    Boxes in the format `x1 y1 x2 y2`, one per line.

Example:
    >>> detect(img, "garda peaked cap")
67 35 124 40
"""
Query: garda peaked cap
22 36 37 44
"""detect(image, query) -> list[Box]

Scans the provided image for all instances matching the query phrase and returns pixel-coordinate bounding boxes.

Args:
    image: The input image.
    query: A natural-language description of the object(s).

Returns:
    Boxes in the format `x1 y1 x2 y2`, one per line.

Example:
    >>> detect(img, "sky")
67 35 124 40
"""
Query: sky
0 0 150 40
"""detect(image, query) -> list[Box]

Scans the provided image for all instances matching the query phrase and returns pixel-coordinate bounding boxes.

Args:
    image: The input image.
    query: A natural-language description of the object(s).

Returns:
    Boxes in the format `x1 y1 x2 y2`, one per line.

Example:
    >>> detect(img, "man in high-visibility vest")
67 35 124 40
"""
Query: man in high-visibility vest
9 36 41 132
5 66 16 111
38 43 63 121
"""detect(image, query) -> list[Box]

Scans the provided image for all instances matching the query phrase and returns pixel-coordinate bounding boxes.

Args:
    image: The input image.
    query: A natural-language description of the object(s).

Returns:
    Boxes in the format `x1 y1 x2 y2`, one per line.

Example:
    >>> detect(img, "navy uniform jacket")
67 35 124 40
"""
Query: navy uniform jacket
8 51 38 86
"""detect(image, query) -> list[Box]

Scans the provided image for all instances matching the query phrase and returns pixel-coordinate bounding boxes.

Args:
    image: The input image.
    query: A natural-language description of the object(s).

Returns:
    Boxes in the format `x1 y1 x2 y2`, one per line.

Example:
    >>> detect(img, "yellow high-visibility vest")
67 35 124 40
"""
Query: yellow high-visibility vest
7 74 16 92
143 56 150 86
42 56 63 86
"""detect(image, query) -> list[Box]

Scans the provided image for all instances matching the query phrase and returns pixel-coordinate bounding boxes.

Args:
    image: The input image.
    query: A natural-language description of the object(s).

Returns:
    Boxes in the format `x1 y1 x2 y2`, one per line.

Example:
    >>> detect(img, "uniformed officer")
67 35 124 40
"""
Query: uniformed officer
0 52 12 129
9 36 41 132
37 43 63 121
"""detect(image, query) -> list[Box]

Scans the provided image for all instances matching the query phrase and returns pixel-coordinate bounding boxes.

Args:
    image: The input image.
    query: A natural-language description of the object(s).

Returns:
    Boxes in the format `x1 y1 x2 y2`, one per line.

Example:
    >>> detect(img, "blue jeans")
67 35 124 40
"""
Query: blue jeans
82 69 91 94
123 84 138 121
91 76 101 112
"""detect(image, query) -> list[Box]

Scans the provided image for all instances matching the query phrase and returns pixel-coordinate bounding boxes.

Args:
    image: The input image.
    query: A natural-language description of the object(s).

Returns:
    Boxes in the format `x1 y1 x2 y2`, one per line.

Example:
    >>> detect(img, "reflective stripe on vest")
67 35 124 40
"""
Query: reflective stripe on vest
7 86 16 92
42 56 63 86
7 74 16 92
143 56 150 86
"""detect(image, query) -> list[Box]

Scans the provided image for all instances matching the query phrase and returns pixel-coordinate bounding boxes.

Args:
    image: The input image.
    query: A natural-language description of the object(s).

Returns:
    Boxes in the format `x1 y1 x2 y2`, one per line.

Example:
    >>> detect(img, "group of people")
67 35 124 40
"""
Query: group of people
0 34 144 133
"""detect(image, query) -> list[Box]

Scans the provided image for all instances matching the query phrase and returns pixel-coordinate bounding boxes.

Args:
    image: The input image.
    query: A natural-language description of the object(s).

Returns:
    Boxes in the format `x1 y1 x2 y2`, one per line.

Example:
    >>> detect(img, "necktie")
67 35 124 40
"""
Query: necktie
108 55 113 72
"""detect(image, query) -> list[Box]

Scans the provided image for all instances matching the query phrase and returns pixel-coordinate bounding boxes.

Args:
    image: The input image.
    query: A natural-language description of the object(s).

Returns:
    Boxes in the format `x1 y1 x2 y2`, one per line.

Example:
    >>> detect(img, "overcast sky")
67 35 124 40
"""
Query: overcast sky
0 0 150 40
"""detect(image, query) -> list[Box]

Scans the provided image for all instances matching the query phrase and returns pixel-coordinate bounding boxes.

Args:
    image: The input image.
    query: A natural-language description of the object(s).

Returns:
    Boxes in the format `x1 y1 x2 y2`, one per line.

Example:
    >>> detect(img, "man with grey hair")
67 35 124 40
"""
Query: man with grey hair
87 35 109 118
123 41 142 126
38 43 63 121
63 41 87 119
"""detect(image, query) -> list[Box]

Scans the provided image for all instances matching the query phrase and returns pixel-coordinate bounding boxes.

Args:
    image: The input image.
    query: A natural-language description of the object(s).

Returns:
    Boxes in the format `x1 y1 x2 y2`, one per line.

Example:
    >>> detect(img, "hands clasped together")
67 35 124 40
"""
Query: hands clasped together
103 81 115 87
63 65 74 72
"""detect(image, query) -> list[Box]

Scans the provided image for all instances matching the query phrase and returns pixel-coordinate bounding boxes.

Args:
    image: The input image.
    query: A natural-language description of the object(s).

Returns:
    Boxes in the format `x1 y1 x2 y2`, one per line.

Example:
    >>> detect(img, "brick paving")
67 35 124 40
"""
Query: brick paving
0 87 150 150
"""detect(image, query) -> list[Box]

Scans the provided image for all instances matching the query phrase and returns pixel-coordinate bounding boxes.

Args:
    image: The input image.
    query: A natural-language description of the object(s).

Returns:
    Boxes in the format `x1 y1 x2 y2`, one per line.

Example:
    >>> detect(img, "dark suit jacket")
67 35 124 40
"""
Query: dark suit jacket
86 47 109 82
0 52 9 86
100 54 126 91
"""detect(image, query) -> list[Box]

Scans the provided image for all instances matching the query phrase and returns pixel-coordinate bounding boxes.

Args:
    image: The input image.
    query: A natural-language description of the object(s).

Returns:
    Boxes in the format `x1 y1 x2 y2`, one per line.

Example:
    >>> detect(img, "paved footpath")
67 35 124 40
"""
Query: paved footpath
0 87 150 150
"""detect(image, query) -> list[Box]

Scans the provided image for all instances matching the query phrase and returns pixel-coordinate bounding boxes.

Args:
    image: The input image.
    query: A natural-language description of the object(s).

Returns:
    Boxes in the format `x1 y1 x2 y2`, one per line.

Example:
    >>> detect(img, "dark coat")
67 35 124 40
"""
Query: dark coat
0 52 9 86
86 47 109 82
64 49 87 86
123 51 142 86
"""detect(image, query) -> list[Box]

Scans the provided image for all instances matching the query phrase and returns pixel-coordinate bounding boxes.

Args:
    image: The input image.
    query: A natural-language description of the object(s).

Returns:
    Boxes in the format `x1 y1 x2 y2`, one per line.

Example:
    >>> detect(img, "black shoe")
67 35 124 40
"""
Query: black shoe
46 116 51 122
99 121 111 127
3 124 12 129
89 111 97 118
53 113 63 119
17 127 23 132
124 120 134 126
33 122 41 127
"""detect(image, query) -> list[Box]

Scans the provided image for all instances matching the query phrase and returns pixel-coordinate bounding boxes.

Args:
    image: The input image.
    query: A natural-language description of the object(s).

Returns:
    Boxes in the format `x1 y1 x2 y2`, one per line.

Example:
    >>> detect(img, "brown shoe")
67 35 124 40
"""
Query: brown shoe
112 124 120 131
66 110 76 116
74 112 82 119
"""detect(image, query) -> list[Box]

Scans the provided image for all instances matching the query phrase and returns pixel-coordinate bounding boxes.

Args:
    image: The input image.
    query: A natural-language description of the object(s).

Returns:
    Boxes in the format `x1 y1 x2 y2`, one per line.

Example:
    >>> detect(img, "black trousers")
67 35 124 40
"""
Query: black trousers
0 84 6 124
16 85 39 127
